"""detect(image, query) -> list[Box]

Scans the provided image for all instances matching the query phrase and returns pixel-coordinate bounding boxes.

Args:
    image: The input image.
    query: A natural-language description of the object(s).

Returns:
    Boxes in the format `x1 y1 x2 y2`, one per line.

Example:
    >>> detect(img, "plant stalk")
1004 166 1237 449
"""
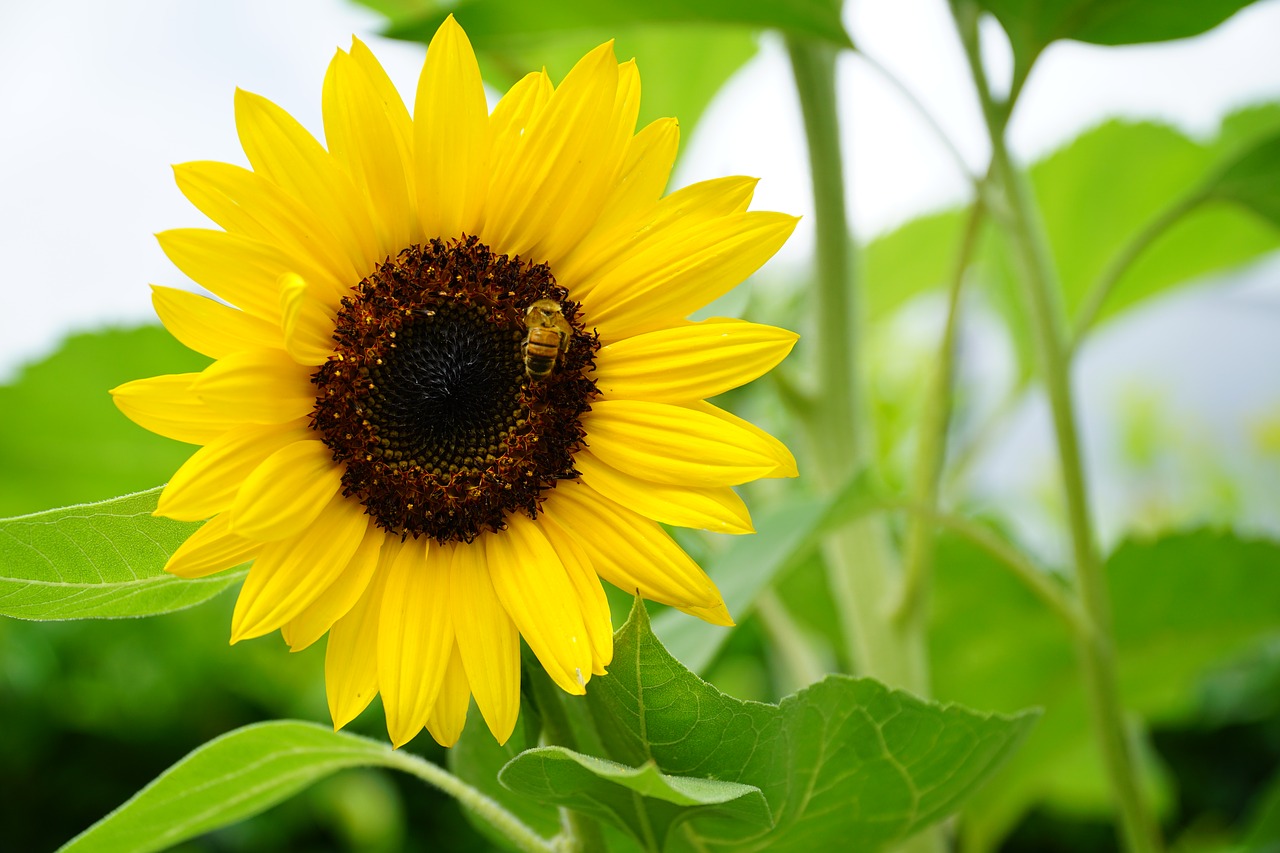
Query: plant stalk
893 198 984 628
953 4 1164 850
788 36 939 853
386 750 558 853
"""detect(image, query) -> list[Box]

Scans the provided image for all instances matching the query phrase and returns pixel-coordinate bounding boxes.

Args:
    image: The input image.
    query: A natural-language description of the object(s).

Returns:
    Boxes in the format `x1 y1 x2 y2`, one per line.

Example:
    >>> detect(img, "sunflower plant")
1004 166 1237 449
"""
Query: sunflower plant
4 0 1280 851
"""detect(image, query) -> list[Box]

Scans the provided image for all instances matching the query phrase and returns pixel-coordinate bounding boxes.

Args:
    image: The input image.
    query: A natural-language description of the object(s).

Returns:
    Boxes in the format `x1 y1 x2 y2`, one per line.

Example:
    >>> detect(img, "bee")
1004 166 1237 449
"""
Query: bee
522 298 572 381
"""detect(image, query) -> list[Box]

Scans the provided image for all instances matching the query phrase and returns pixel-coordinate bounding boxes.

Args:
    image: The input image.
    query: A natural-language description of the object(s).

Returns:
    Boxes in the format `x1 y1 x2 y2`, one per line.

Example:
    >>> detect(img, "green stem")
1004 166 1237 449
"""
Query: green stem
954 6 1164 851
787 36 931 698
893 198 985 627
1071 188 1207 348
757 590 827 692
787 37 857 477
385 750 557 853
878 500 1089 637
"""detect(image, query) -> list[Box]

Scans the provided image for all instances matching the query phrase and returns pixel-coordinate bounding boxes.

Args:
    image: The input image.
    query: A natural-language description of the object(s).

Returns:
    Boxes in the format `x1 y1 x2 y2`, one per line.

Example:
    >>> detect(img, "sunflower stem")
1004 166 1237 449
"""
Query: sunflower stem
385 750 558 853
892 198 984 629
953 4 1164 850
756 590 827 692
786 39 857 475
787 29 933 700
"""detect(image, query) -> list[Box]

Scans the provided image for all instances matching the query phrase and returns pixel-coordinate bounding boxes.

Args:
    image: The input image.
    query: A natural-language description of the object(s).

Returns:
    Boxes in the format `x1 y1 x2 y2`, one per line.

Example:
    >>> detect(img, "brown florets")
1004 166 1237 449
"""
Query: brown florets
310 236 599 543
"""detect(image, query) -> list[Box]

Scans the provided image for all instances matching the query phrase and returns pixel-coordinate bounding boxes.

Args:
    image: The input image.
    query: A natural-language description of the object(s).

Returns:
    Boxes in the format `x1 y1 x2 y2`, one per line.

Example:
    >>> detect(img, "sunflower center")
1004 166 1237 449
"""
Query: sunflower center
310 236 599 543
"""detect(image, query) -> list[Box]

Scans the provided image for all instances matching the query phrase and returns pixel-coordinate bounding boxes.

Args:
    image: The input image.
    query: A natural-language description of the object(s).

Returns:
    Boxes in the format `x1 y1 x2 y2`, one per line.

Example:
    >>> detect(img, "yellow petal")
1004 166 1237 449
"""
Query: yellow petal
349 37 415 177
554 117 679 286
278 272 337 365
228 439 343 541
323 48 414 254
379 537 453 748
414 15 490 240
283 517 385 652
111 373 236 446
678 600 736 626
586 211 799 341
542 482 726 616
488 70 552 185
167 168 354 304
451 539 520 744
192 348 315 425
234 88 379 276
485 515 592 695
574 451 753 535
327 549 394 730
151 286 281 360
164 512 260 579
582 399 779 487
537 515 613 676
157 418 310 522
605 60 642 168
425 643 471 748
563 175 758 302
157 228 284 323
594 318 797 403
687 400 798 478
230 492 369 642
485 42 619 262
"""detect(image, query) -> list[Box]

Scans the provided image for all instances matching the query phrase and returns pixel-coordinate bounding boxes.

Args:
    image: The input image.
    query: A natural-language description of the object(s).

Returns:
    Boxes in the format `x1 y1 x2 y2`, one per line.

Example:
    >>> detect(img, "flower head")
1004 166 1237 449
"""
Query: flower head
112 16 798 747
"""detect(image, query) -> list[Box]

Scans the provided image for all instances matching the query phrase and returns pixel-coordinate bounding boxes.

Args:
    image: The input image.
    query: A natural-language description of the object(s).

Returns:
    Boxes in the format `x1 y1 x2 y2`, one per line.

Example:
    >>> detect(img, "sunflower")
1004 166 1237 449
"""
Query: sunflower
111 16 798 748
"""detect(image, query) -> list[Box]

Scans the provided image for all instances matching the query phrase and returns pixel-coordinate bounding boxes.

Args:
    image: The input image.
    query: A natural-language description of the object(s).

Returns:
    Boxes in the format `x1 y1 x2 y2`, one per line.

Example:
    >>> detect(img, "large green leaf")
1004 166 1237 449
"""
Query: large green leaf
501 746 771 850
929 529 1280 850
0 488 237 621
1205 127 1280 228
582 599 1037 852
353 0 805 140
974 0 1263 88
863 106 1280 373
0 326 209 517
58 722 422 853
379 0 850 51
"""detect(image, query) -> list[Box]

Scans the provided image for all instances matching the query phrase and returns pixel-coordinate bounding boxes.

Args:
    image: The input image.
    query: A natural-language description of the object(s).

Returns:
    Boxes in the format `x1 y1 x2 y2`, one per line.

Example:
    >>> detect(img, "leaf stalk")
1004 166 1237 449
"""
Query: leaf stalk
953 4 1164 850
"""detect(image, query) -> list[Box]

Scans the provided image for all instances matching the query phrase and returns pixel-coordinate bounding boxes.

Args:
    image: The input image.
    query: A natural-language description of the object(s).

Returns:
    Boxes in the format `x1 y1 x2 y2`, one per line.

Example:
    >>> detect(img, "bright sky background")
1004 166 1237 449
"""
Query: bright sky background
2 0 1279 549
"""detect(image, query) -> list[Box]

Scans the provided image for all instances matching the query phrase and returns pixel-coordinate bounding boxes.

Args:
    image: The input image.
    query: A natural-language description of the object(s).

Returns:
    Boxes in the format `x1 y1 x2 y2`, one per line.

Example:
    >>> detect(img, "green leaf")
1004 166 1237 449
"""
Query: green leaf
0 488 238 621
586 599 1038 851
351 0 828 140
500 746 771 850
863 107 1280 376
379 0 850 51
1204 127 1280 227
975 0 1263 87
0 325 210 517
929 529 1280 850
58 721 410 853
